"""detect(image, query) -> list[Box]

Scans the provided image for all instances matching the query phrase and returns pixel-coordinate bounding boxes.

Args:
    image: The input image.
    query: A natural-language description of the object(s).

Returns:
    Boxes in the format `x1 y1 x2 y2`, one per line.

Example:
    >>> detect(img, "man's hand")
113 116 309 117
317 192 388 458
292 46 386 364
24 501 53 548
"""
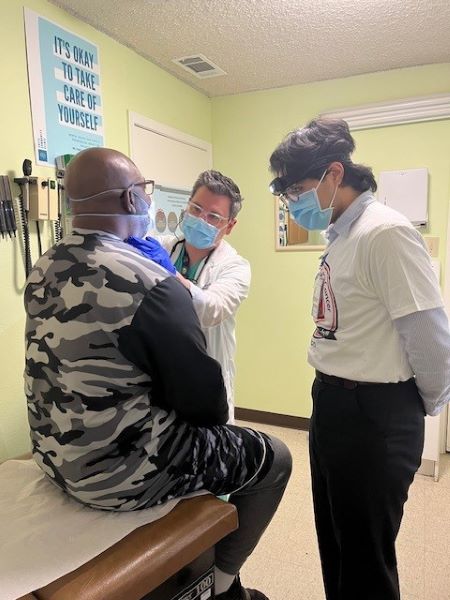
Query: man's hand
175 271 191 291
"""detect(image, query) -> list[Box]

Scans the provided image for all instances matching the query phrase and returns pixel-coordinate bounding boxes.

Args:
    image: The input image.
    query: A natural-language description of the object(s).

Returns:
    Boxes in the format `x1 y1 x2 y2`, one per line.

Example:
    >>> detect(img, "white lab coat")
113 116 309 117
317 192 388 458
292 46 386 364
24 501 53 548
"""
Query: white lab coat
160 236 251 423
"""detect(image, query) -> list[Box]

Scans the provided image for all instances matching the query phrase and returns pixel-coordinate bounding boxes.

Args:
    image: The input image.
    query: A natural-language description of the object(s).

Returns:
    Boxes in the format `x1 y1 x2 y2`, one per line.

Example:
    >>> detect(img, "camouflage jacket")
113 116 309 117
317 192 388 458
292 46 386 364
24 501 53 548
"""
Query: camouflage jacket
24 230 253 510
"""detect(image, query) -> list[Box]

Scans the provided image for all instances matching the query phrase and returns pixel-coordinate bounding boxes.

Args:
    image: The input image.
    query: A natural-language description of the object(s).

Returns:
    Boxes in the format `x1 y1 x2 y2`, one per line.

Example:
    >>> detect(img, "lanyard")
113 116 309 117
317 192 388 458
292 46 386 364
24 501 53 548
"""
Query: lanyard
171 240 214 285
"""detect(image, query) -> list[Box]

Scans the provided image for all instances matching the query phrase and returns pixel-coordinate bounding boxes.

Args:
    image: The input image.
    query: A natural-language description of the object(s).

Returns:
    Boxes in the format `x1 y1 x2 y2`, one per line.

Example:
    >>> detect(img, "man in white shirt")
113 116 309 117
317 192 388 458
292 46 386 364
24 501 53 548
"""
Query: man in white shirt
160 170 251 424
269 118 450 600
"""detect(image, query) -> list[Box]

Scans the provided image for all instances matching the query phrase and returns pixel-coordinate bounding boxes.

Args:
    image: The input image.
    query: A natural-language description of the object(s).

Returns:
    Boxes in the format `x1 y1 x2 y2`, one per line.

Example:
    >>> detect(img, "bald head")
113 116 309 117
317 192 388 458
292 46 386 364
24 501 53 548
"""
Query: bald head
66 147 152 240
65 147 141 200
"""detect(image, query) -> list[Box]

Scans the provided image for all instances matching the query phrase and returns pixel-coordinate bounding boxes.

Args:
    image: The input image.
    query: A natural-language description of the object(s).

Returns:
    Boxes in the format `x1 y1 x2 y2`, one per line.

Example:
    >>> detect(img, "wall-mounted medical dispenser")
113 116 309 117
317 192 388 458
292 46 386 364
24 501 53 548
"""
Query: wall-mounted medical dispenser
377 168 428 227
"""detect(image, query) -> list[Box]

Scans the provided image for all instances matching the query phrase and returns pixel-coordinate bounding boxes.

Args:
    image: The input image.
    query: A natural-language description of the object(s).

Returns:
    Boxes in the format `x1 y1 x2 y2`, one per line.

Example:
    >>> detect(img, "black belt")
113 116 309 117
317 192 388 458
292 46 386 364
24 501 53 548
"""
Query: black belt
315 370 376 390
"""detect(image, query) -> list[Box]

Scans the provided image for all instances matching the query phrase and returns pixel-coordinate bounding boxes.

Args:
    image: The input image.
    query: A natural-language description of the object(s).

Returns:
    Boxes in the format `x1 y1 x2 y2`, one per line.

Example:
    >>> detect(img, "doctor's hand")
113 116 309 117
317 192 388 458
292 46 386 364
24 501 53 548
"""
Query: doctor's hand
175 271 192 291
125 236 176 274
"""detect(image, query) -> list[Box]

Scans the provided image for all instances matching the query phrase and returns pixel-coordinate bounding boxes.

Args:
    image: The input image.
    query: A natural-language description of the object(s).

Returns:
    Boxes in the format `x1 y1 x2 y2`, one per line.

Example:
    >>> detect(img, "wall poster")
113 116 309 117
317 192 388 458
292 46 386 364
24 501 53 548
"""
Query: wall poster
24 8 104 167
151 185 190 237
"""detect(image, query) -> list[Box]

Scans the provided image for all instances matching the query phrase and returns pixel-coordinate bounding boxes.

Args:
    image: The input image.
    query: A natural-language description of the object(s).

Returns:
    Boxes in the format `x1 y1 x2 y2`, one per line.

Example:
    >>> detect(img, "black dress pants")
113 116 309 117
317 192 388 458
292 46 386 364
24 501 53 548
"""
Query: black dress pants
310 377 425 600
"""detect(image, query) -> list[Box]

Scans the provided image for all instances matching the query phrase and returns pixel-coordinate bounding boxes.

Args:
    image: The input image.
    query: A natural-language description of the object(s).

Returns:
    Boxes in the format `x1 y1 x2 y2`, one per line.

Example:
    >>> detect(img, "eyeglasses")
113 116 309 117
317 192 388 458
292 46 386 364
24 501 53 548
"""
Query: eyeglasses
70 179 155 203
269 175 302 207
270 169 329 207
126 179 154 196
283 182 305 202
186 201 229 228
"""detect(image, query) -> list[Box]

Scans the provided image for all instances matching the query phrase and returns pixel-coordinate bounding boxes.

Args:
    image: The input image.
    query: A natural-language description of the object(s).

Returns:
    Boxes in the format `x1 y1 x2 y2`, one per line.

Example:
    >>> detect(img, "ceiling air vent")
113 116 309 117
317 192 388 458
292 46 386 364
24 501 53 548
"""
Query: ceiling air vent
172 54 227 79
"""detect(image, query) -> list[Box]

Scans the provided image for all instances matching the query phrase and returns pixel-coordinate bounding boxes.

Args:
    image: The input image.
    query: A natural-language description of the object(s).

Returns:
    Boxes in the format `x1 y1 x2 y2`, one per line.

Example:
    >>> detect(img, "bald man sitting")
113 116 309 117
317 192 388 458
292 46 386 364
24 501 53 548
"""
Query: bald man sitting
24 148 291 600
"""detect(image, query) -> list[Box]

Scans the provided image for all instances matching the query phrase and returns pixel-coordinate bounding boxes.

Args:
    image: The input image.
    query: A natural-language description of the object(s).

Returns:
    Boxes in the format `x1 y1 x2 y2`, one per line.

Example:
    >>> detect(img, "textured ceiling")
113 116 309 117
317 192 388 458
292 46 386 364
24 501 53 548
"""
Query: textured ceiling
50 0 450 97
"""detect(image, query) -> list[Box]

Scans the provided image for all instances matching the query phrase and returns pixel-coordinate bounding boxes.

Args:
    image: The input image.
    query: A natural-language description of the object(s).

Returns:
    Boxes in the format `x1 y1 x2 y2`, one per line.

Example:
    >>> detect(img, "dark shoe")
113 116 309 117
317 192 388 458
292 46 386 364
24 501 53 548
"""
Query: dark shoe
216 575 269 600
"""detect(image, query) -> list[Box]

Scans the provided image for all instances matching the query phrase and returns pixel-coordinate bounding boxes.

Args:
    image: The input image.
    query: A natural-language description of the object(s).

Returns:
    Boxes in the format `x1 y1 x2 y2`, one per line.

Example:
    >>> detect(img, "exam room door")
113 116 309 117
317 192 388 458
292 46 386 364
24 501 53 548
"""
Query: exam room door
129 112 212 190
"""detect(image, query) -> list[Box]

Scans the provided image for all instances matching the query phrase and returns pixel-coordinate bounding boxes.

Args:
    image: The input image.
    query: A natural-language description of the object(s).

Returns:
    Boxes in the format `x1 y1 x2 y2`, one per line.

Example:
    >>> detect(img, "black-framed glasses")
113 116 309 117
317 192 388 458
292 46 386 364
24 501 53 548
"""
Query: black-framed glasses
269 170 328 206
269 175 300 207
127 179 154 196
186 200 229 228
70 179 155 203
283 182 305 202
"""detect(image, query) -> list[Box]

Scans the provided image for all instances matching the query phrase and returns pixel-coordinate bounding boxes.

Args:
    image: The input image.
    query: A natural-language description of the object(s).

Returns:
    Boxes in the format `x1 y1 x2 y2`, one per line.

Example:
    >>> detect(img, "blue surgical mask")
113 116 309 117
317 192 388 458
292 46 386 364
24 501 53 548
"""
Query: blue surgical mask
288 171 337 231
180 213 220 249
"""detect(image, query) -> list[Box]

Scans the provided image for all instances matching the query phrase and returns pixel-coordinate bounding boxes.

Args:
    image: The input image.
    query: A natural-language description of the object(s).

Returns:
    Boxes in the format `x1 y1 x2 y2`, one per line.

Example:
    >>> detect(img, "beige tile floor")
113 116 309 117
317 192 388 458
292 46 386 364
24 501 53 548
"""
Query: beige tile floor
237 420 450 600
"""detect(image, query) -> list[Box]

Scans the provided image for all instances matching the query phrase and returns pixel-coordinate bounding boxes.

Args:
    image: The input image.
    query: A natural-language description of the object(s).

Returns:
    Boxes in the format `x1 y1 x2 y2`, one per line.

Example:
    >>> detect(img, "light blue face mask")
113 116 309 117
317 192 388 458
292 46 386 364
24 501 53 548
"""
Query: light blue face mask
180 213 220 249
288 171 337 231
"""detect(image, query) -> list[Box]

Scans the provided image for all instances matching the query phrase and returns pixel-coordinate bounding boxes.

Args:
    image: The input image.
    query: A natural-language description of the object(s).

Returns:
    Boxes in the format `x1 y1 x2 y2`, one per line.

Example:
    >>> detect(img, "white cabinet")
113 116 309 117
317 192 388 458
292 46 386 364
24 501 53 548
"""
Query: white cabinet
420 414 442 480
447 406 450 452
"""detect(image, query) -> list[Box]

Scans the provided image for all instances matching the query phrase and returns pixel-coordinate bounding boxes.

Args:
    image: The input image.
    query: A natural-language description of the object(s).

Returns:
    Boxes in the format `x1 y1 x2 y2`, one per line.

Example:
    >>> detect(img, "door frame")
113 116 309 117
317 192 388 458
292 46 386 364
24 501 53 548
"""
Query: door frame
443 188 450 453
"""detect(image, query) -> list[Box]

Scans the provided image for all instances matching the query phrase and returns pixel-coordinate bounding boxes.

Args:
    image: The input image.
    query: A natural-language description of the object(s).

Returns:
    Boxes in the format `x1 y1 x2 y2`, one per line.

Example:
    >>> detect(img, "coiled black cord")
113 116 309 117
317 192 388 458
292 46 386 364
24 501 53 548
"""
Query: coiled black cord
36 220 42 257
18 193 32 278
54 219 62 242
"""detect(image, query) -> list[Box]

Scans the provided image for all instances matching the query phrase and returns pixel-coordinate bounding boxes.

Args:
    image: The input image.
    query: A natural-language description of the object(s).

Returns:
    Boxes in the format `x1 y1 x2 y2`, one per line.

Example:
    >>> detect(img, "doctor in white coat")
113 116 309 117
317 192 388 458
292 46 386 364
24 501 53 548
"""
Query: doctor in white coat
160 170 251 423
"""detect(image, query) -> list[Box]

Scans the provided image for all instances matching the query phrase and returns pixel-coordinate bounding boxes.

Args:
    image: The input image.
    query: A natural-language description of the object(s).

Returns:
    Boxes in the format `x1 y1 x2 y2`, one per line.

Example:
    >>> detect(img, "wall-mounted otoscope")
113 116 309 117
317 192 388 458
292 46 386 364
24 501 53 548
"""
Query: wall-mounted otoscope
55 154 74 239
14 159 33 278
0 175 17 239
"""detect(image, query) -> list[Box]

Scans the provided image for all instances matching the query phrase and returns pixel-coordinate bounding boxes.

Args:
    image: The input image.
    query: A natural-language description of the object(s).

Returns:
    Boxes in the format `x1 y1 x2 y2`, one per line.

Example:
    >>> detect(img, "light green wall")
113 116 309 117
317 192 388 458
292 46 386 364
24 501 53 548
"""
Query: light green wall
1 0 449 457
0 0 211 460
212 64 450 418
